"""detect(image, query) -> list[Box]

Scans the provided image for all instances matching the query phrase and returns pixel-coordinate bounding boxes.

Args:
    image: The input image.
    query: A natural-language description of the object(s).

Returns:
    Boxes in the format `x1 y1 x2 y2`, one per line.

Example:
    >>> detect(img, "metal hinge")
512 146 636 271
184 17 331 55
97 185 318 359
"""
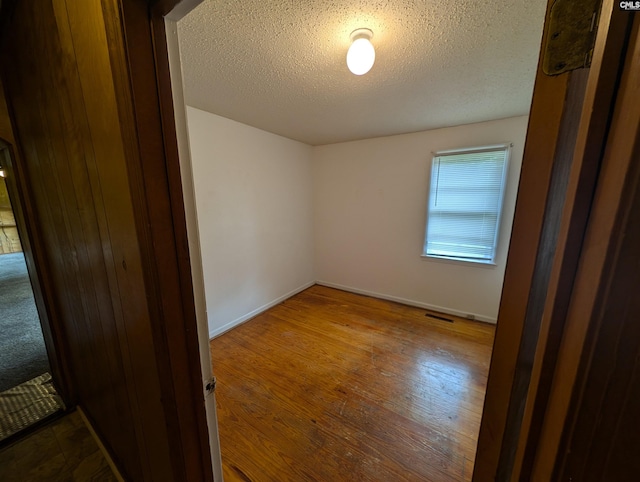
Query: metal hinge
205 376 217 395
543 0 602 75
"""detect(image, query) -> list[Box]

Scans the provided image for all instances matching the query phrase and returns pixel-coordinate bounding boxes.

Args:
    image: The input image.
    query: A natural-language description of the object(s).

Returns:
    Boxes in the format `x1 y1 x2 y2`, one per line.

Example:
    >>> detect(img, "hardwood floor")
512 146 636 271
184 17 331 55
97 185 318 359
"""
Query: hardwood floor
210 285 495 481
0 411 117 481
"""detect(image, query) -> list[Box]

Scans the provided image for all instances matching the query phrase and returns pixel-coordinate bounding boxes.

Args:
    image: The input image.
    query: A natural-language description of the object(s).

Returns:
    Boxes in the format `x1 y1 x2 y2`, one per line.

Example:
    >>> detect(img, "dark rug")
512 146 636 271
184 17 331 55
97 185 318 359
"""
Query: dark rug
0 252 50 393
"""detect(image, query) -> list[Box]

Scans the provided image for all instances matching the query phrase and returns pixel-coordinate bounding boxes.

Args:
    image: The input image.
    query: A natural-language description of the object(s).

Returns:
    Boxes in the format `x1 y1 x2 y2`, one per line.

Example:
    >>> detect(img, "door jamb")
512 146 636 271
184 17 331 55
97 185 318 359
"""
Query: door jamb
474 1 633 479
151 10 225 482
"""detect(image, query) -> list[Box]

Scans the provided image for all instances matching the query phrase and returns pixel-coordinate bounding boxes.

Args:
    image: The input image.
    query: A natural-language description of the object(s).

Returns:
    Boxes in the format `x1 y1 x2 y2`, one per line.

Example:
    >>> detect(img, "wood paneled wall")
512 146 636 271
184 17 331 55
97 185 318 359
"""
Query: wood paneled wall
0 0 212 480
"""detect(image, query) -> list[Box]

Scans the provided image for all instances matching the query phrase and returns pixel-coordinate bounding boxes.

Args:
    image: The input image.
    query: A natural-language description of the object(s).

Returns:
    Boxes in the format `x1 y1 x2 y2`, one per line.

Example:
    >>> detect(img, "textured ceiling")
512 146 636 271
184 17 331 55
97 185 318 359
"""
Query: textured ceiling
178 0 547 146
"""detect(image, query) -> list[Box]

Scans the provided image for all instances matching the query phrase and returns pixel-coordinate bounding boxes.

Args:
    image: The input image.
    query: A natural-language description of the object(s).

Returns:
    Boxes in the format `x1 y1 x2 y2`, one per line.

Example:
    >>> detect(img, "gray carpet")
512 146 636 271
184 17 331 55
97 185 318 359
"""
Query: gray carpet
0 252 50 393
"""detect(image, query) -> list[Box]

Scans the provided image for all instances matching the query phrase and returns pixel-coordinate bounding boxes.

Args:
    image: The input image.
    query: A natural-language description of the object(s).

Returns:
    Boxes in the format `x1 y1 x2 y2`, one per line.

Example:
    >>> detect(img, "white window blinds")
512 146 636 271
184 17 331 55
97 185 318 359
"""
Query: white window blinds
423 145 510 263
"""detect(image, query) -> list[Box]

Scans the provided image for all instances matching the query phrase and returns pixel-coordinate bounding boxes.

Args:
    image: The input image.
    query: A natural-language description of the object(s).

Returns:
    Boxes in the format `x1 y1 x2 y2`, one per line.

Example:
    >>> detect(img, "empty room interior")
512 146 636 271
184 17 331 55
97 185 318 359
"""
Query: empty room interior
2 0 639 480
173 0 547 480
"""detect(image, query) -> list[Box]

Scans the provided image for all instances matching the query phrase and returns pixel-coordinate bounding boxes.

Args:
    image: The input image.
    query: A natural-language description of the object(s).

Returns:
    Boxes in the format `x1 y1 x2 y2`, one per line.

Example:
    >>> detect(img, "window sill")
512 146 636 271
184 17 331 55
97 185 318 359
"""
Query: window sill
420 254 497 267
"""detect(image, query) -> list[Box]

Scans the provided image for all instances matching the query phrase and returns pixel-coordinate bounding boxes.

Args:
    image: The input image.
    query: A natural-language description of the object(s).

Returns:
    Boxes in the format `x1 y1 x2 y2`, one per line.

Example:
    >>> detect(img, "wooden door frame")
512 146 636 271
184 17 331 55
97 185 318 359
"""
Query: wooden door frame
1 0 215 479
141 0 635 480
512 4 633 478
473 0 575 475
102 0 215 480
474 1 634 479
527 13 640 480
147 1 225 478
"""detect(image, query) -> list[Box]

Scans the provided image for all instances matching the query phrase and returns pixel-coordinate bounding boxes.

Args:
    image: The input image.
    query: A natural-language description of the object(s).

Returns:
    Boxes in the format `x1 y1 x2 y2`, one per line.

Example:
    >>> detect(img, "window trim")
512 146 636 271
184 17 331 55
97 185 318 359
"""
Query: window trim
422 143 511 265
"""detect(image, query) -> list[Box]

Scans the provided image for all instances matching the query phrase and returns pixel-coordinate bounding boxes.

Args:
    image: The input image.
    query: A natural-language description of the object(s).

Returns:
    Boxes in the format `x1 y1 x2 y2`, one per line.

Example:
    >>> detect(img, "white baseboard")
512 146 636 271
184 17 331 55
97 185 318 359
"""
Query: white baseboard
316 280 497 324
208 281 316 339
209 280 496 338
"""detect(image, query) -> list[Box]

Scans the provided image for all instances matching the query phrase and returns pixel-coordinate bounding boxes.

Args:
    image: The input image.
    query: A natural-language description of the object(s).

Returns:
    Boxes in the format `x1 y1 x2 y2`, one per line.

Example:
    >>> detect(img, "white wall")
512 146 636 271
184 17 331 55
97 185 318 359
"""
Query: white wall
188 112 526 332
186 107 315 337
312 116 528 322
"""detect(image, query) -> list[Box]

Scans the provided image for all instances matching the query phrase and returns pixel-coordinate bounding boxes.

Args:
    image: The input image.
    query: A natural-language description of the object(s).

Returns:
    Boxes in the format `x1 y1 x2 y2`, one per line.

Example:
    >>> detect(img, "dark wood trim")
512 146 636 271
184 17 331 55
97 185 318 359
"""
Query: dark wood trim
473 1 634 480
149 2 219 478
472 1 571 478
495 67 590 482
1 0 214 478
531 14 640 480
148 12 217 482
513 3 632 478
103 0 214 480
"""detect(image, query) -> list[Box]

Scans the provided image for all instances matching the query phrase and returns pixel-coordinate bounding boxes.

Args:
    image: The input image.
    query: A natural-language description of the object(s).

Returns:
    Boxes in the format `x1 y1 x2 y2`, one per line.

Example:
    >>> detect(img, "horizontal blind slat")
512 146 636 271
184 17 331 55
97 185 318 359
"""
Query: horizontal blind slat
424 146 508 262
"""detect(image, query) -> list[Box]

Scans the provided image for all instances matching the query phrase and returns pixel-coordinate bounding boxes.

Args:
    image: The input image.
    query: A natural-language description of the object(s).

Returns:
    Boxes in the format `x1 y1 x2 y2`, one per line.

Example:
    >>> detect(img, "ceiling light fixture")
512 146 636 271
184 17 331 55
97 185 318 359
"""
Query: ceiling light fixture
346 28 375 76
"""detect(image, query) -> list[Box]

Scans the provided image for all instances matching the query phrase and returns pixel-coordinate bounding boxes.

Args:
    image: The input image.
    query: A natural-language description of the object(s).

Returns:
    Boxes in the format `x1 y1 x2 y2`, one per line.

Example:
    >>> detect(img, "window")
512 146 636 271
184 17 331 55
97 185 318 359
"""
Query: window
423 144 510 264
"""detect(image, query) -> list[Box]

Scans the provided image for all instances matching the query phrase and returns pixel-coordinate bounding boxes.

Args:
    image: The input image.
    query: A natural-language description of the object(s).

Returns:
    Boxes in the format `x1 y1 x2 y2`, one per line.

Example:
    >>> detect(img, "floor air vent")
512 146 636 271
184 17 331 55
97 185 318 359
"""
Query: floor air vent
425 313 454 323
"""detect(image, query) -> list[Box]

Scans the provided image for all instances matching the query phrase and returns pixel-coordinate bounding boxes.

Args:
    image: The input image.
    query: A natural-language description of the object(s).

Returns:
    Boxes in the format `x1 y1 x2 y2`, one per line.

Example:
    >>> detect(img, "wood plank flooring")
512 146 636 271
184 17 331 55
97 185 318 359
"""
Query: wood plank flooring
0 410 117 481
210 285 495 481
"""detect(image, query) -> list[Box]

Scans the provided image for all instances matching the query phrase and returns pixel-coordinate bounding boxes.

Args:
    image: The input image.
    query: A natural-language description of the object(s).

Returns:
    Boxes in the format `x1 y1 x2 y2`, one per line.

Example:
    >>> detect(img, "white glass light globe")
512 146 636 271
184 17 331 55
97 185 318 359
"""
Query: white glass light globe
346 37 375 75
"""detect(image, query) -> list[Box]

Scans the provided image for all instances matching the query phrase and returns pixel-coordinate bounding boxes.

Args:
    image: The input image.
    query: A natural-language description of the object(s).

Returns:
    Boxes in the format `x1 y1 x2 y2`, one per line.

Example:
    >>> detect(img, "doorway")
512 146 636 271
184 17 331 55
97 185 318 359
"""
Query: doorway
0 145 63 443
159 1 542 480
